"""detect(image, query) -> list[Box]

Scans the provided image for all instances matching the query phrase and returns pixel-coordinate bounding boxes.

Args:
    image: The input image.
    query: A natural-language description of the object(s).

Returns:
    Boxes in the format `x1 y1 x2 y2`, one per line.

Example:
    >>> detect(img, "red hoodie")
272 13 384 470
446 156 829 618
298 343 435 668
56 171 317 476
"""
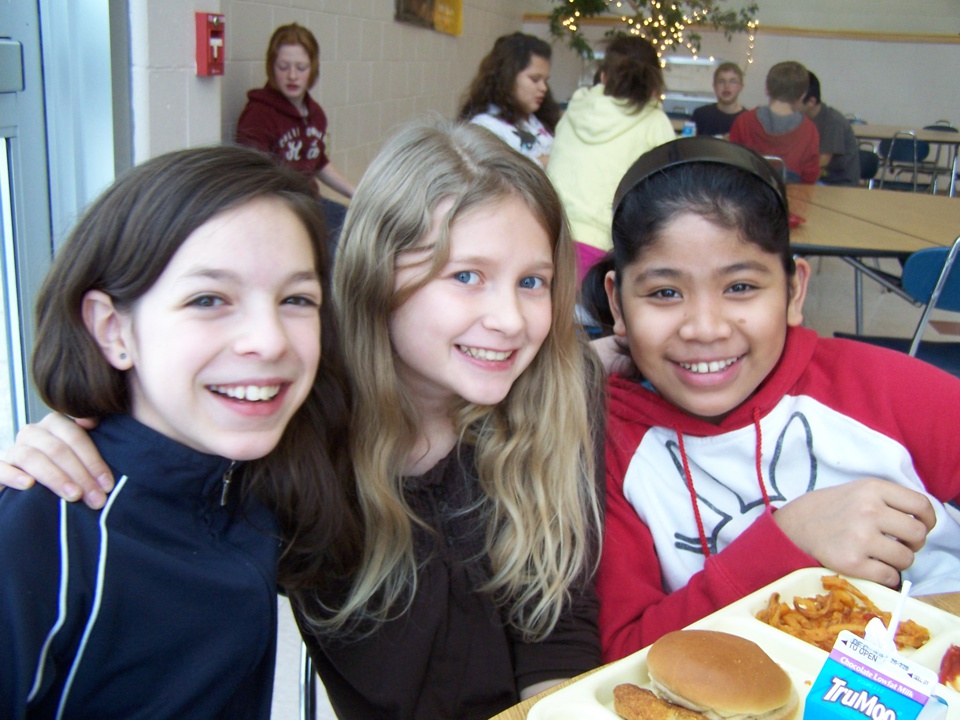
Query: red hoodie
236 84 330 182
599 326 960 662
729 108 820 183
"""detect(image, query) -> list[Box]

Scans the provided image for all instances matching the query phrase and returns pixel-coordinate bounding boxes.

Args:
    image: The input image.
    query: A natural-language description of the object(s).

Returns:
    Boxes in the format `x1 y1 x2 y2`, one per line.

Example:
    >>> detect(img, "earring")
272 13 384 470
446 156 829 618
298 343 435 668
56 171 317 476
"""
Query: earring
120 353 127 360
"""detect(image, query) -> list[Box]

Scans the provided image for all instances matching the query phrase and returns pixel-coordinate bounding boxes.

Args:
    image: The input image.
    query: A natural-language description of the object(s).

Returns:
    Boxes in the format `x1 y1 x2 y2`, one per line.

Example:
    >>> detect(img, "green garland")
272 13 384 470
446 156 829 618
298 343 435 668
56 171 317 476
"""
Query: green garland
547 0 759 58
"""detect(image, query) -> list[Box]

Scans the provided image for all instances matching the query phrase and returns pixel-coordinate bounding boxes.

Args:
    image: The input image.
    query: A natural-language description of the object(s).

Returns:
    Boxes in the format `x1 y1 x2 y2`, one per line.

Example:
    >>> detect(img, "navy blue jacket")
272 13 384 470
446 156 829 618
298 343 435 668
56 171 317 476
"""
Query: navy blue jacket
0 415 280 719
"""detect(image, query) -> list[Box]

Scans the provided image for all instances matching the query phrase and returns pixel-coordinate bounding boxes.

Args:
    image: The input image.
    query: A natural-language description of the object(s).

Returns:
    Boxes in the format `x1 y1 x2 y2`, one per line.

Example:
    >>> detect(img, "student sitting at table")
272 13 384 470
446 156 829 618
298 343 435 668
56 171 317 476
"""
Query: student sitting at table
800 71 861 186
691 62 746 138
584 136 960 662
729 61 820 183
548 35 675 281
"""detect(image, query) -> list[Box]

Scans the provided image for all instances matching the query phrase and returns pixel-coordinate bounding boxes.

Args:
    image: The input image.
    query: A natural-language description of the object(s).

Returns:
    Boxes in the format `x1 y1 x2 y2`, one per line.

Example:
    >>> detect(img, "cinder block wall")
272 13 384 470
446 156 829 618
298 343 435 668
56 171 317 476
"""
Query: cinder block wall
128 0 533 187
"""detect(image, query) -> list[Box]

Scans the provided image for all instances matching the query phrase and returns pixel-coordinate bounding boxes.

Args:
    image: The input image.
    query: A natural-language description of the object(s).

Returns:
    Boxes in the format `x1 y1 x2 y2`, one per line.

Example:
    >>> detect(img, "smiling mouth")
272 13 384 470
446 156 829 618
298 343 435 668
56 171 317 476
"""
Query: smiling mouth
209 384 282 402
677 356 741 374
458 345 514 362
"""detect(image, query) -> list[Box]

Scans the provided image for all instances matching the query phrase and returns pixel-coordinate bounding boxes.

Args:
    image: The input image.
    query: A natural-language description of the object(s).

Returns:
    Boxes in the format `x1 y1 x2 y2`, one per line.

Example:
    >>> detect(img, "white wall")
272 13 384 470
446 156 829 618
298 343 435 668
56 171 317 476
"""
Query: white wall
740 0 960 35
523 1 960 129
524 0 960 34
128 0 226 158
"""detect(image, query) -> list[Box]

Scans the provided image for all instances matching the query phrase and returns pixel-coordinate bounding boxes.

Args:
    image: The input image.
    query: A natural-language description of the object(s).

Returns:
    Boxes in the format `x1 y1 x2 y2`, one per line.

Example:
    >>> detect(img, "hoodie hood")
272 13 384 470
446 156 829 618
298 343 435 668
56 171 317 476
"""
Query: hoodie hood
756 105 804 136
245 84 310 121
607 325 819 438
561 84 665 145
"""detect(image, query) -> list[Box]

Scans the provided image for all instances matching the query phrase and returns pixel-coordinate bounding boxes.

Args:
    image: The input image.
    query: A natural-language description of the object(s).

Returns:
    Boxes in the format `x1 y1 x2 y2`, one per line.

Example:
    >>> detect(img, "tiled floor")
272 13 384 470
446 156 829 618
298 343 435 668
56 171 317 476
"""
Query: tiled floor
801 255 925 339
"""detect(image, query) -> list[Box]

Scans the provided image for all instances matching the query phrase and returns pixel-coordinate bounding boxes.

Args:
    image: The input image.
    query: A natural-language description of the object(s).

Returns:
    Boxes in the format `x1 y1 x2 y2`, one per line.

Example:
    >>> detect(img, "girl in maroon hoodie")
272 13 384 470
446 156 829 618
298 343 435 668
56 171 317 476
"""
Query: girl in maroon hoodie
236 22 355 246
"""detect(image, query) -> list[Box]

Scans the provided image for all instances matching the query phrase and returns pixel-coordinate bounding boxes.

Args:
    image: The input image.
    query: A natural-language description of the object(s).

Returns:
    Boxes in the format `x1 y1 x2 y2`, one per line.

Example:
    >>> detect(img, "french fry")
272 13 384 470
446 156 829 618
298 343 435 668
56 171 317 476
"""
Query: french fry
755 575 930 651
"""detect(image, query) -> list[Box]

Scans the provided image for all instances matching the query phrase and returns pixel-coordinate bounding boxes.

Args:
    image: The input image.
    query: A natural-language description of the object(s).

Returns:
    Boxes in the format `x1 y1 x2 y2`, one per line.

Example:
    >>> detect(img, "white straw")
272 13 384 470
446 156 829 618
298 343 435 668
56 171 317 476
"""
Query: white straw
886 579 913 646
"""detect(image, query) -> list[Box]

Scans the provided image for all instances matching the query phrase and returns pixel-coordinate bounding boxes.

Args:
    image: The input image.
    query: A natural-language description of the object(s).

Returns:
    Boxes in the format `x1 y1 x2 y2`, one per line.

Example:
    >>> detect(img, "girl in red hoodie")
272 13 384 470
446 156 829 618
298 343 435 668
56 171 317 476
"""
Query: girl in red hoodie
587 136 958 662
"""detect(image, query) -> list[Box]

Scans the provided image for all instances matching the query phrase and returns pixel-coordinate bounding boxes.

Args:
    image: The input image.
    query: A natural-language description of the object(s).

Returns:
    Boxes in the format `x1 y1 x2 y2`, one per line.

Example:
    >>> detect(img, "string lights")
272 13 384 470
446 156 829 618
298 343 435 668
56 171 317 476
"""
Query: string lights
549 0 759 63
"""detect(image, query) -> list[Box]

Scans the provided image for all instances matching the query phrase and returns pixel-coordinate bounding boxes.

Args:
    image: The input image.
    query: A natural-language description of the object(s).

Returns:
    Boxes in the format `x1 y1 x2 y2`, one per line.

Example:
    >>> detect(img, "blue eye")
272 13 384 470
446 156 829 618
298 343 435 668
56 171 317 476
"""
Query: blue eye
519 276 544 290
454 271 480 285
188 295 223 308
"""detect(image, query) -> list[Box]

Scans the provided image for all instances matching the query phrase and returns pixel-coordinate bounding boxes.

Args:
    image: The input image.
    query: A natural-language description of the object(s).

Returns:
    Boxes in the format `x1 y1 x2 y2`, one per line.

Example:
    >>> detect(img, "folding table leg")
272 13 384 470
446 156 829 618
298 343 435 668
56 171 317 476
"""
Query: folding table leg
855 269 863 335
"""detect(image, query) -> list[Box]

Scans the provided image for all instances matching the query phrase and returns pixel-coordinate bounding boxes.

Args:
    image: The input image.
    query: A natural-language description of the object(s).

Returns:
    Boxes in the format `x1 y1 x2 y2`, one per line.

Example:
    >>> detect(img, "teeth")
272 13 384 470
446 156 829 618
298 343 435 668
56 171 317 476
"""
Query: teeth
210 384 281 402
458 346 512 362
678 357 739 374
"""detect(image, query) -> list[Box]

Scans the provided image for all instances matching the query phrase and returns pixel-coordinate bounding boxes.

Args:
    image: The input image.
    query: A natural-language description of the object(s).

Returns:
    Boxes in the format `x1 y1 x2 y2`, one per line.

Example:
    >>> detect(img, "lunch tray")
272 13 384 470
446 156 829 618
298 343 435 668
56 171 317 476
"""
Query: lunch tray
527 568 960 719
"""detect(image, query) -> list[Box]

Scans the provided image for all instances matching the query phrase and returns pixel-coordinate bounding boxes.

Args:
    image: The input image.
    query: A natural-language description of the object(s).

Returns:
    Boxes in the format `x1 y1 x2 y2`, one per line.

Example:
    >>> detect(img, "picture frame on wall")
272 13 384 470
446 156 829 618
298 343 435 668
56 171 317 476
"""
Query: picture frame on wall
396 0 434 29
395 0 462 36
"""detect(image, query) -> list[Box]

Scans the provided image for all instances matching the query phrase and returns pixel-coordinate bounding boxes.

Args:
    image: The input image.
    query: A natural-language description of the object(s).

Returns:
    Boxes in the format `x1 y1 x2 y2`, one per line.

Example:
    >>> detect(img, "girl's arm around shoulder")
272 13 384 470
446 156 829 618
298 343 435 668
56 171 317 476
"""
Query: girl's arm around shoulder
597 491 816 662
0 414 111 509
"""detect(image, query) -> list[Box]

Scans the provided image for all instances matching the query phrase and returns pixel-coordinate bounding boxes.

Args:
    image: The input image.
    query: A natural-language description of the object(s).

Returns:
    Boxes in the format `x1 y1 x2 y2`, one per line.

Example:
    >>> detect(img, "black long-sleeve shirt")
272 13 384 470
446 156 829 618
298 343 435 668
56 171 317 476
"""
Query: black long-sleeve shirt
296 444 601 720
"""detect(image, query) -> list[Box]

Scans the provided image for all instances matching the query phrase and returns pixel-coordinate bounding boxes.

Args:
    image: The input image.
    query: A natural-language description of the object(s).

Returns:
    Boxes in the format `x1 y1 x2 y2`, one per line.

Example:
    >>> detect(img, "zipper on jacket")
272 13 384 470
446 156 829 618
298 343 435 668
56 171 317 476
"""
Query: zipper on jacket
220 461 237 506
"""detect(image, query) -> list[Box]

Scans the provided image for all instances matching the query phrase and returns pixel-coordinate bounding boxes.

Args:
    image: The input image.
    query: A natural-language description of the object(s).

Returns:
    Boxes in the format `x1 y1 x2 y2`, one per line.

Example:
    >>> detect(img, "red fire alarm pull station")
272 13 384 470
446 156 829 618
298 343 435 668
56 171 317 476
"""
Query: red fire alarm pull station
196 12 225 76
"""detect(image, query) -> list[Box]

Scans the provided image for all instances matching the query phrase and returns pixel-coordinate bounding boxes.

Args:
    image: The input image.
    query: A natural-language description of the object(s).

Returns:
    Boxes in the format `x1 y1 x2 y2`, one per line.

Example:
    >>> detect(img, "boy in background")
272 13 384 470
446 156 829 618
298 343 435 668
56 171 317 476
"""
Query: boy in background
691 62 745 137
729 61 820 183
801 71 861 186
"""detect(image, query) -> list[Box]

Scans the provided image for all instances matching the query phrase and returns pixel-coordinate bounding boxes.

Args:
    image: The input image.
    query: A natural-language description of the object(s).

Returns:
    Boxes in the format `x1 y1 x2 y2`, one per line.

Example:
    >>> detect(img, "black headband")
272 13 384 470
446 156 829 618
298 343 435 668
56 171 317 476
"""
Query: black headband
612 136 788 222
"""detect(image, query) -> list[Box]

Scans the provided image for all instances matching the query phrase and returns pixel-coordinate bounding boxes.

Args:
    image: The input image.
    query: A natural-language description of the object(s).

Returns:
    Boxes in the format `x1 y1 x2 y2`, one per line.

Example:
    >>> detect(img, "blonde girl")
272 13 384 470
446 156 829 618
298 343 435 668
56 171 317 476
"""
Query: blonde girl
288 118 604 718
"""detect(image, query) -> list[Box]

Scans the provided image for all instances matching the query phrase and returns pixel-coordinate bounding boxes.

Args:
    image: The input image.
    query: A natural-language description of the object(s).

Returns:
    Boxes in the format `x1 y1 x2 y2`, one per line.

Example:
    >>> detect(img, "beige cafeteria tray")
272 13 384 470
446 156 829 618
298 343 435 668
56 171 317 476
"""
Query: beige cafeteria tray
527 569 960 719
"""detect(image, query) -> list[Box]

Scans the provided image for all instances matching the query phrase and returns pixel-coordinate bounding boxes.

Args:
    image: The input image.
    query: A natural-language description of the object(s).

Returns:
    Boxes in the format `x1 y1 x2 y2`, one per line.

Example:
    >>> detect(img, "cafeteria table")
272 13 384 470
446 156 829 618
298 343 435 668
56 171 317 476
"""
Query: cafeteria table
853 124 960 197
787 185 960 334
489 592 960 719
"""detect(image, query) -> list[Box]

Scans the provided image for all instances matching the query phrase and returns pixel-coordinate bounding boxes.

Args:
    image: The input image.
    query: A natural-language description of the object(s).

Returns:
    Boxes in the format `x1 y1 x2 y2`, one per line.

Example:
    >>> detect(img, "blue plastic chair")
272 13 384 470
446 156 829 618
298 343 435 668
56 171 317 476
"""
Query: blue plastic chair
835 238 960 375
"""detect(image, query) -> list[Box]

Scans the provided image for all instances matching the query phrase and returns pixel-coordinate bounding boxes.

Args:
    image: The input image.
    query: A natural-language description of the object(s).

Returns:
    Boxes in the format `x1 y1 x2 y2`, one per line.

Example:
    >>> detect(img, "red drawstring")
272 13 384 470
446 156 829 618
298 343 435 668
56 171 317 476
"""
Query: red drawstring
753 407 772 510
676 430 711 558
676 409 773 559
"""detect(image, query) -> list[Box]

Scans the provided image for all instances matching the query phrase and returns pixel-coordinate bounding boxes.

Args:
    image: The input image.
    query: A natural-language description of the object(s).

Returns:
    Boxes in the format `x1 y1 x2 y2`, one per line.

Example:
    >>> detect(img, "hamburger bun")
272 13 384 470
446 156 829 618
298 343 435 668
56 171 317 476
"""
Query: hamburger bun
646 630 798 720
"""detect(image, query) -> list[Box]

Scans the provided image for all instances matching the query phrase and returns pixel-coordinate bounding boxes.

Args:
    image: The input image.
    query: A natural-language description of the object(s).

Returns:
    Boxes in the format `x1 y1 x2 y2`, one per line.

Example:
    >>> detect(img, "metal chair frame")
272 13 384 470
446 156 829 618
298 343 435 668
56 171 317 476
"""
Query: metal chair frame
877 130 931 192
838 237 960 376
921 120 959 195
300 641 317 720
762 155 787 182
901 237 960 356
